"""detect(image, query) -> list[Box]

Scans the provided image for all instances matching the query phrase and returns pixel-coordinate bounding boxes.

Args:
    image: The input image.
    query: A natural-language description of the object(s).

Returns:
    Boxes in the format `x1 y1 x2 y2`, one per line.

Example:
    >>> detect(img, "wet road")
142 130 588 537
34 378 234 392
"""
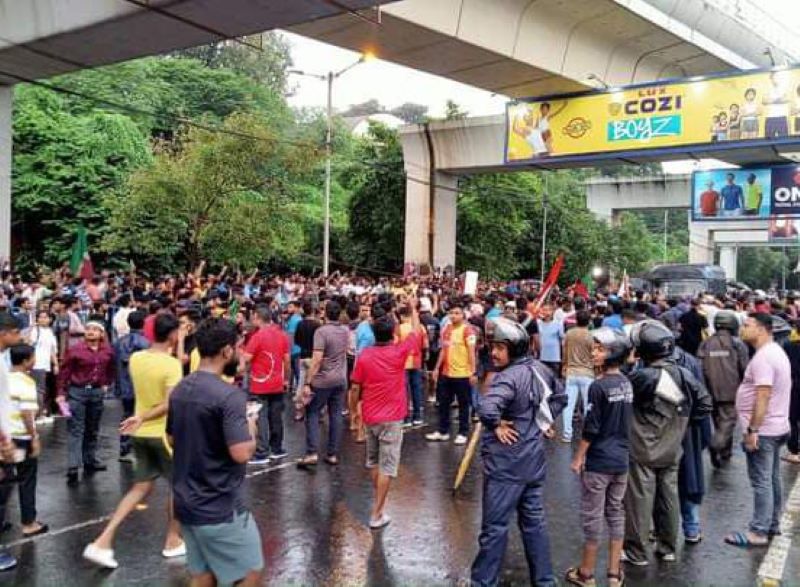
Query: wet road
0 399 798 586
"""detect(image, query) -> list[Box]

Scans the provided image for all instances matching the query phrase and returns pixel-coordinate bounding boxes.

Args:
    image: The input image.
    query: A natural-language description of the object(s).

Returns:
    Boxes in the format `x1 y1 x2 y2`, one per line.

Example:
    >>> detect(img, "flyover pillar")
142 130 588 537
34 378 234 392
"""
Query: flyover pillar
718 246 738 282
403 169 458 271
0 86 10 261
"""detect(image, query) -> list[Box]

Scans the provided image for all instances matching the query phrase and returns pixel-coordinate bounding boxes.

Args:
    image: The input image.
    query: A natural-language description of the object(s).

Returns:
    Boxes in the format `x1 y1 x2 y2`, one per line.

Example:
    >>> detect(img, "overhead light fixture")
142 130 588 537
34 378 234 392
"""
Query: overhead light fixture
585 73 610 89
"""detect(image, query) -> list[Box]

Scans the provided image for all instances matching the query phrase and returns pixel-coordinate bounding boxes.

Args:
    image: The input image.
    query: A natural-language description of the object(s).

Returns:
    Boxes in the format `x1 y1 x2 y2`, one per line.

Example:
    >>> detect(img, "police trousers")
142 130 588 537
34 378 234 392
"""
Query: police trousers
624 460 679 562
471 477 555 587
712 401 737 459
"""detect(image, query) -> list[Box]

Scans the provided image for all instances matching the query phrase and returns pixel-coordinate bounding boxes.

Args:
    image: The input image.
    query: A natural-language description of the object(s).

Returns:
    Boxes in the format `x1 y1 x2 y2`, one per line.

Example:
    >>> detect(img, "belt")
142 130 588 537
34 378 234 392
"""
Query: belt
70 384 102 390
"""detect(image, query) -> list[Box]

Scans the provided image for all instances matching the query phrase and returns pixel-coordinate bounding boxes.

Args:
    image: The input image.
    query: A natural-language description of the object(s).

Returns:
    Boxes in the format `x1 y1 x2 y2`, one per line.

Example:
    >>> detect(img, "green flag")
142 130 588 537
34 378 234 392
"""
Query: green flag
69 226 93 278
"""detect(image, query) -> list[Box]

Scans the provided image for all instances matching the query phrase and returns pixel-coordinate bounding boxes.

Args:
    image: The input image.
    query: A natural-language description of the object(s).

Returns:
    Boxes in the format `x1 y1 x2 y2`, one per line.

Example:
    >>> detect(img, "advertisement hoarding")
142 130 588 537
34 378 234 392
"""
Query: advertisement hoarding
506 66 800 163
691 165 800 223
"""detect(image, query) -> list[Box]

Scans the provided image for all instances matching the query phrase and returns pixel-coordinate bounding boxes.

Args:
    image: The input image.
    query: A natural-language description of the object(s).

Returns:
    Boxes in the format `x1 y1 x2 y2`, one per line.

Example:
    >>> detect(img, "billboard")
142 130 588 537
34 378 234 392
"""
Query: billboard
691 164 800 221
506 66 800 163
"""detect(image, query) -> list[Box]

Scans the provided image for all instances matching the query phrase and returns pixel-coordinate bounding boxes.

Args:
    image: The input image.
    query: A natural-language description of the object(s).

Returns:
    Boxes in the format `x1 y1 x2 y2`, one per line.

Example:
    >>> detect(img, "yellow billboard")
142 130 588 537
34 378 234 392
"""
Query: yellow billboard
505 66 800 162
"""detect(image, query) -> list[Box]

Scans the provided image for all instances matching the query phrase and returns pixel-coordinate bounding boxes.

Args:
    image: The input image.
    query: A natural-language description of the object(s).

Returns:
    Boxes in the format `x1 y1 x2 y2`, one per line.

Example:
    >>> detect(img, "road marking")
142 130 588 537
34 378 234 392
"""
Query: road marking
3 515 112 548
2 426 435 549
757 468 800 586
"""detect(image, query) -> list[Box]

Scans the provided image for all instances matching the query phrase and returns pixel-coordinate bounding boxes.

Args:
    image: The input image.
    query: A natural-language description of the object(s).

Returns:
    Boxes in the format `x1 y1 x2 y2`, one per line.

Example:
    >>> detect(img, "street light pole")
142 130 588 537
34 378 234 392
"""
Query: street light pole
323 71 333 277
289 53 372 277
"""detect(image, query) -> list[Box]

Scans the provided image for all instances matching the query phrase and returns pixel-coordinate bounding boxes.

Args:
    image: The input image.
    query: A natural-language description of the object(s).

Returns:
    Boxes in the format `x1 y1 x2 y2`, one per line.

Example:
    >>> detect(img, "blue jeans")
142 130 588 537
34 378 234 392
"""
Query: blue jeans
305 385 345 458
471 478 555 587
66 386 105 470
680 499 701 538
562 376 593 441
405 369 423 422
119 397 135 456
745 434 788 536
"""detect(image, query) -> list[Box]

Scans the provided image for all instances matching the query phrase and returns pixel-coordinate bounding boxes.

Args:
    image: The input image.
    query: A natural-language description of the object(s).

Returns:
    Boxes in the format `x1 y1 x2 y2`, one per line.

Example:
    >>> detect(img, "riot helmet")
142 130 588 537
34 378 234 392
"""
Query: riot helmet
713 310 740 334
488 317 530 360
629 319 675 361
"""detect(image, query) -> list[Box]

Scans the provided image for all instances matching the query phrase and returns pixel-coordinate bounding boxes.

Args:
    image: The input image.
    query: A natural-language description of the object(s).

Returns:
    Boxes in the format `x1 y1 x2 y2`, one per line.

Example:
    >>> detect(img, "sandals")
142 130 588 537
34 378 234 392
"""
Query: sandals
565 567 596 587
724 531 768 548
22 523 49 537
296 455 318 469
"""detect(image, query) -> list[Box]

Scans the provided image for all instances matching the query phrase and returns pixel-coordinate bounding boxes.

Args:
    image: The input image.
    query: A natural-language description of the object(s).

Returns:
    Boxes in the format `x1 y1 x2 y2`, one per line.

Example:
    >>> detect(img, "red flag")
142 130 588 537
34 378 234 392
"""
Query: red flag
573 279 589 299
533 254 564 311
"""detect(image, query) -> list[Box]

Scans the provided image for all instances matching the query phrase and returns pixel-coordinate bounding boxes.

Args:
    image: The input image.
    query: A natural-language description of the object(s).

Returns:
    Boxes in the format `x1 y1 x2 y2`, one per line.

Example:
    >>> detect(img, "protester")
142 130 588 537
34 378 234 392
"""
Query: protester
560 310 594 443
241 305 290 464
725 313 792 547
298 301 349 468
0 344 48 538
112 310 149 463
83 313 184 568
427 303 476 445
565 327 632 587
471 318 566 587
396 304 428 426
24 310 59 422
536 302 565 377
350 298 423 528
57 317 115 486
167 318 263 586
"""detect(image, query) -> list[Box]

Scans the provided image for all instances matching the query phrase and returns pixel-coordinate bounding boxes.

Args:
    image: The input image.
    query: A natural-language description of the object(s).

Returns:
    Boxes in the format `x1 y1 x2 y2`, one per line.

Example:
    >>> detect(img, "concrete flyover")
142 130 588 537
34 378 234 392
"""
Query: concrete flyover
0 0 397 259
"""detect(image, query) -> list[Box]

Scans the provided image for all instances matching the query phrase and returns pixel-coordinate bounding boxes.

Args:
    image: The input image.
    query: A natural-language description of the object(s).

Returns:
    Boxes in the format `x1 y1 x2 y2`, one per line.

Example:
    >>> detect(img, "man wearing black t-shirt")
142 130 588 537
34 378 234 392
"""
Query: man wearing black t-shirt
293 302 320 420
167 319 262 586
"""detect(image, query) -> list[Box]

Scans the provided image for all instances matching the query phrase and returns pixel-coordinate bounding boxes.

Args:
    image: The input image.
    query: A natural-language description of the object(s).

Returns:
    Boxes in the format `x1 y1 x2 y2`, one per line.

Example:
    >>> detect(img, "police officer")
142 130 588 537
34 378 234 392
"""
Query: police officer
697 310 749 468
471 318 566 587
623 321 712 565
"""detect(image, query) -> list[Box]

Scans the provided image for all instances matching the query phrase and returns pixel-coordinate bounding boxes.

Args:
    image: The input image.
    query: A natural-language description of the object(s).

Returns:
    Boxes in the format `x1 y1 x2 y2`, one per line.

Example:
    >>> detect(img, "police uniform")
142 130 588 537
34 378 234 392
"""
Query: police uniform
471 355 566 587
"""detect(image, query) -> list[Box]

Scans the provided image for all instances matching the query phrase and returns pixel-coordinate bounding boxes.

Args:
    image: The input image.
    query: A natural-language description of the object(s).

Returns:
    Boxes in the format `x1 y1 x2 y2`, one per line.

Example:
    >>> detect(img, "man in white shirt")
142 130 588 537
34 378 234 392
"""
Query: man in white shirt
24 310 59 421
0 312 23 570
112 294 135 340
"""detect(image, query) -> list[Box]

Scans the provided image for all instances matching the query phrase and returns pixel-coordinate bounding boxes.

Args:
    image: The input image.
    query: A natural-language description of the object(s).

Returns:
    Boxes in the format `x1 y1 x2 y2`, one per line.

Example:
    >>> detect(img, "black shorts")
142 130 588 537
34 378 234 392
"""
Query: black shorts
426 350 440 372
132 437 172 482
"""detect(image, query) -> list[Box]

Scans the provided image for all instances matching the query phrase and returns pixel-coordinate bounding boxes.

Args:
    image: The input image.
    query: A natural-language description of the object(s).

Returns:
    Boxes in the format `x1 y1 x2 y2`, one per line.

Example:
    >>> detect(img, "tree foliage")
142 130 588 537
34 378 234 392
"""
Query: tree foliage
102 113 317 271
341 123 405 274
12 85 151 269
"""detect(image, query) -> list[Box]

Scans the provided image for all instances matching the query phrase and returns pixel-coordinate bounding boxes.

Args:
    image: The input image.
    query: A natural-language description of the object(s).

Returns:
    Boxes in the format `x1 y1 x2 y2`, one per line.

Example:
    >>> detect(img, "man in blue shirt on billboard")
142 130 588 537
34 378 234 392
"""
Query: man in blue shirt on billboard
720 173 744 217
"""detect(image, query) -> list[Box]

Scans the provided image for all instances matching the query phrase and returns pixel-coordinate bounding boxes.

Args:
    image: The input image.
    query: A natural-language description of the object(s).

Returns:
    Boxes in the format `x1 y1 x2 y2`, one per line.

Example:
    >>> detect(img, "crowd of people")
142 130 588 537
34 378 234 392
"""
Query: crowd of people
0 262 798 586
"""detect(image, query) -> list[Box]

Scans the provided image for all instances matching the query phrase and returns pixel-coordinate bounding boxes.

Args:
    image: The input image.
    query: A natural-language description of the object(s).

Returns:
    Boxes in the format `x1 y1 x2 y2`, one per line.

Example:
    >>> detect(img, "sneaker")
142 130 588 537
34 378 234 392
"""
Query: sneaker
368 513 392 530
247 456 270 466
454 434 468 446
684 533 703 544
0 551 16 571
162 542 186 558
403 421 413 429
620 550 648 567
412 420 424 426
657 552 676 562
118 453 135 464
83 543 118 569
270 450 289 460
560 436 572 443
425 431 450 442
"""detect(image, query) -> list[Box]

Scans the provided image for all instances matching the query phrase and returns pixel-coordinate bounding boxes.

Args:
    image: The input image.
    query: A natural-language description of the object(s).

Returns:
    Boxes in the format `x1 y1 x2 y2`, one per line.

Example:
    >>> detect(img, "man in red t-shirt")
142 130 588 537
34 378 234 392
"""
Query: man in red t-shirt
699 180 721 217
351 299 421 530
241 305 290 464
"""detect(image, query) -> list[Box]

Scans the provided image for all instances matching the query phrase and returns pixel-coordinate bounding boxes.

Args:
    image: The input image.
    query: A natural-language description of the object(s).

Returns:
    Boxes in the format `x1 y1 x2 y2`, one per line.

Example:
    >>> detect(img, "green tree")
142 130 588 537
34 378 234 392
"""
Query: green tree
341 99 385 118
102 113 317 271
390 102 428 124
173 33 292 91
444 99 468 121
12 85 151 270
341 122 405 274
737 247 789 290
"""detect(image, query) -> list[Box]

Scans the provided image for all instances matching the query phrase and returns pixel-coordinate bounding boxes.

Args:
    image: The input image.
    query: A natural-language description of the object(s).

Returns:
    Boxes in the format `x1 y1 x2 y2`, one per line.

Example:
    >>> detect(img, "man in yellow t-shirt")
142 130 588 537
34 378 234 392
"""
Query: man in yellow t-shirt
426 304 477 445
83 313 185 570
